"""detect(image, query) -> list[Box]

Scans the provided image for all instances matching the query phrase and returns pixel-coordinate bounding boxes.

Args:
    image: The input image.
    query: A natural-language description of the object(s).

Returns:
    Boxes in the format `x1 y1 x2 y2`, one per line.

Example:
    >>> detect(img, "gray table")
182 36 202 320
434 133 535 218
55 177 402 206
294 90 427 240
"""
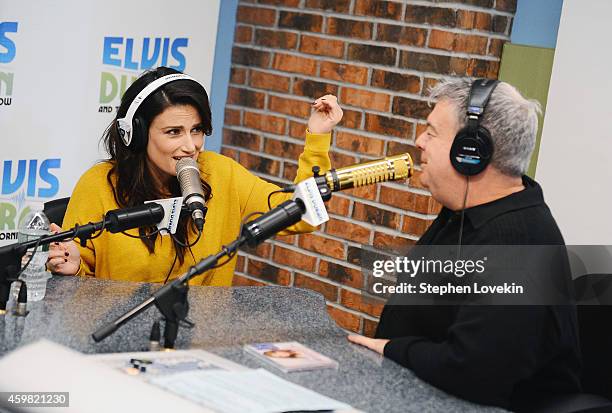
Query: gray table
0 276 504 413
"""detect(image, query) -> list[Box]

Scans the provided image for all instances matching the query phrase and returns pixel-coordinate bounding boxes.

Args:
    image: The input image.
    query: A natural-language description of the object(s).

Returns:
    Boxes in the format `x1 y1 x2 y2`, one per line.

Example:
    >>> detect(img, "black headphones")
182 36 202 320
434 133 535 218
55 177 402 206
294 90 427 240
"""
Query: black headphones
116 73 201 152
450 78 499 176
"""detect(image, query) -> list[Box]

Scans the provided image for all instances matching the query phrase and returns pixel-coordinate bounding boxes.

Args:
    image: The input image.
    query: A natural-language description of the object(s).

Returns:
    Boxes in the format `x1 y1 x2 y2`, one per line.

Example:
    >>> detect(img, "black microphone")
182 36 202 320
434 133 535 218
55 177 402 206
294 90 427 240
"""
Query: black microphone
241 199 305 247
105 203 165 233
175 158 207 231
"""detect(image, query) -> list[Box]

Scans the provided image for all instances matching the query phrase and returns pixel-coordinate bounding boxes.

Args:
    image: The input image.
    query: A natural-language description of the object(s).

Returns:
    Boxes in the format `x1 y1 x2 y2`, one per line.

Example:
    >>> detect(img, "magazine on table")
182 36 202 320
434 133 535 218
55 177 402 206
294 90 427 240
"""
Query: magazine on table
244 341 339 373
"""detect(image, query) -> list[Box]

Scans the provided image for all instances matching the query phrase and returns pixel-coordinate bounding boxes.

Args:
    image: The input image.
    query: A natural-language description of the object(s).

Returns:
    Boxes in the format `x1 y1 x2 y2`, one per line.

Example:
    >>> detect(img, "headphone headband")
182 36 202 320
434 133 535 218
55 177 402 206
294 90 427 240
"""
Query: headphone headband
117 73 199 146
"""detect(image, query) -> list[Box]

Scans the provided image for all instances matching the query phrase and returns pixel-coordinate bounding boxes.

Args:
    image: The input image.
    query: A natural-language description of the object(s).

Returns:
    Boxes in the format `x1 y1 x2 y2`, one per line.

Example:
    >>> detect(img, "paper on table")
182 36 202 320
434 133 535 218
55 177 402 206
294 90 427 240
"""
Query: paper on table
150 368 353 413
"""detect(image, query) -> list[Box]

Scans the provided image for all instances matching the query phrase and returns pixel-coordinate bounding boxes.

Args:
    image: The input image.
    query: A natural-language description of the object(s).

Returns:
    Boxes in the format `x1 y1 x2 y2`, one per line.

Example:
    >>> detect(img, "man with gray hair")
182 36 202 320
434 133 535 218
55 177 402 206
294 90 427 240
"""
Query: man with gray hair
348 78 581 410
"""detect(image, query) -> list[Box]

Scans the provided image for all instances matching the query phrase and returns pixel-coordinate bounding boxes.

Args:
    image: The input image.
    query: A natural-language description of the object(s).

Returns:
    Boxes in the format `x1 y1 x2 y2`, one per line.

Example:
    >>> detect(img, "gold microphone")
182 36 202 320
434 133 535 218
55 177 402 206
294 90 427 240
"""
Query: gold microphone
324 153 413 192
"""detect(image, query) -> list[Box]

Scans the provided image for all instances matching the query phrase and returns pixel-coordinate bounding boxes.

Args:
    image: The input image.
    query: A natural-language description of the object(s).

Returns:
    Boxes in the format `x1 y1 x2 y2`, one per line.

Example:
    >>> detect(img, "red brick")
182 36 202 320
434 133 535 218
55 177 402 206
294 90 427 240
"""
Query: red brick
232 47 271 68
244 111 286 135
227 87 265 109
466 59 500 78
365 114 413 139
264 138 304 159
230 67 246 85
273 53 317 76
319 260 363 289
223 129 260 150
329 151 358 168
246 258 291 285
236 254 246 272
422 78 440 96
250 70 291 93
327 305 361 332
401 215 434 237
325 219 370 244
380 186 415 210
273 246 317 272
298 233 345 260
339 109 362 129
233 274 266 286
348 44 396 66
405 5 457 27
495 0 517 12
456 10 492 31
240 152 281 176
295 274 338 301
407 169 427 190
376 24 427 47
372 232 416 251
289 121 307 139
371 70 420 93
363 318 379 337
327 17 372 40
429 30 488 55
292 79 338 99
387 141 421 165
254 29 298 50
268 96 311 118
340 289 385 318
224 108 241 126
326 195 350 216
342 185 377 201
399 51 467 75
319 62 368 85
354 0 403 20
300 35 344 58
221 147 238 160
353 203 400 230
274 234 297 245
392 97 431 120
305 0 350 13
237 5 277 26
335 131 385 156
341 87 390 112
241 241 272 259
279 11 323 32
234 26 253 44
488 38 505 57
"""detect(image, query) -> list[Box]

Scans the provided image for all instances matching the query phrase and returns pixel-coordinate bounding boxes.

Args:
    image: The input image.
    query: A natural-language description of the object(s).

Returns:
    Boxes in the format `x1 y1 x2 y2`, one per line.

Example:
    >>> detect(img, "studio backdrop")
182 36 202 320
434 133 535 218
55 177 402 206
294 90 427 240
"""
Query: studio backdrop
0 0 220 246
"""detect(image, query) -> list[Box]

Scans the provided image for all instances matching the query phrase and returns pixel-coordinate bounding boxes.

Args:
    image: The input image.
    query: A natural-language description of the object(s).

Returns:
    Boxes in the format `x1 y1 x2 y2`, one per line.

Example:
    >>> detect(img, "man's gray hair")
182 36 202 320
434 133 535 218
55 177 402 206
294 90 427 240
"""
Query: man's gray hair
429 78 542 177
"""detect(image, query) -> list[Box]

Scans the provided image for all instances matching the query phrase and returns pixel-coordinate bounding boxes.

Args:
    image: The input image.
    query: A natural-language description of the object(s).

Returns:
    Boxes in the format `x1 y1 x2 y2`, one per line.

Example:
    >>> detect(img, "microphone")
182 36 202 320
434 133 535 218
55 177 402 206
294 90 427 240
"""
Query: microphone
105 203 165 233
323 153 413 192
175 158 207 231
241 199 306 247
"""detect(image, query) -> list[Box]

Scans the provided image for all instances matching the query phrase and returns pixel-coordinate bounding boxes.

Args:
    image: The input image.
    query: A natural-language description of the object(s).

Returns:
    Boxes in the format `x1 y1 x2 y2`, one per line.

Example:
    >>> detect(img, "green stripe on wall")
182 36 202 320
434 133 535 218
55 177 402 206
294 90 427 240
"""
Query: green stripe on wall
498 43 556 178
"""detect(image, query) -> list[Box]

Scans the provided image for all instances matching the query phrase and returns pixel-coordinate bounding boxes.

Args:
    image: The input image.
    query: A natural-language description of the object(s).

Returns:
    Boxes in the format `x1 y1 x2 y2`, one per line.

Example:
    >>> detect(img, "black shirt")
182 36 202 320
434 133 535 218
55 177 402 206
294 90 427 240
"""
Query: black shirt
375 176 582 411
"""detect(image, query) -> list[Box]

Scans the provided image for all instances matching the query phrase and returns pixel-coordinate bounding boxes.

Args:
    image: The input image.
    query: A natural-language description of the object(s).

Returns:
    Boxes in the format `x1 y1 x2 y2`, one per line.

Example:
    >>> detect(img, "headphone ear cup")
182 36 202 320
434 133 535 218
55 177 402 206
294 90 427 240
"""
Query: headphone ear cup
131 116 148 152
450 127 493 176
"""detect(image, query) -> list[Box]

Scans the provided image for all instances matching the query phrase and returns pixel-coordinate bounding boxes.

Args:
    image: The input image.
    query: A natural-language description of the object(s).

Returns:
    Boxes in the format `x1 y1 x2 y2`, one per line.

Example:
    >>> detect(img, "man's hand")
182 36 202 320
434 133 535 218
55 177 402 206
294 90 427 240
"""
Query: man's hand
347 334 390 355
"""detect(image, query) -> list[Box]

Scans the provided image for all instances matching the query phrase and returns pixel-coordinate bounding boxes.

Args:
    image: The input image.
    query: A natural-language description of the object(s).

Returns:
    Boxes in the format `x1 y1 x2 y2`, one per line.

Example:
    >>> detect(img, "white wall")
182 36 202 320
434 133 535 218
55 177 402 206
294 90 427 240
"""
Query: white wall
537 0 612 244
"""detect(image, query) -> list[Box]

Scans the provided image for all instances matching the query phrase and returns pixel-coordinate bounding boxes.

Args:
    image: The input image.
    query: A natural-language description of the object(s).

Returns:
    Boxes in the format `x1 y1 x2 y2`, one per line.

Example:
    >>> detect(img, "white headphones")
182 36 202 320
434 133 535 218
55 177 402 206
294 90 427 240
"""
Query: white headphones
116 73 200 148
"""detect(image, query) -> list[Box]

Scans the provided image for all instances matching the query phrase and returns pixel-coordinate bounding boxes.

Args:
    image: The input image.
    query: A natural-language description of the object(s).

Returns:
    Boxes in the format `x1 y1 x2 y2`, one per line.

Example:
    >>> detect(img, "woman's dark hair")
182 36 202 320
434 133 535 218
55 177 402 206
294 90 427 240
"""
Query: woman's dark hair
102 66 212 265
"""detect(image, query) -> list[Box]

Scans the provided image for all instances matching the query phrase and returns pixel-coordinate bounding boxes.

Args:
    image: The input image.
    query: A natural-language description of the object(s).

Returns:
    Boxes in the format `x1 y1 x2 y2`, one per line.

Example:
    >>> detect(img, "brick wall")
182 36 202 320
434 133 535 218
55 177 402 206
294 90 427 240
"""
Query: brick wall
223 0 517 336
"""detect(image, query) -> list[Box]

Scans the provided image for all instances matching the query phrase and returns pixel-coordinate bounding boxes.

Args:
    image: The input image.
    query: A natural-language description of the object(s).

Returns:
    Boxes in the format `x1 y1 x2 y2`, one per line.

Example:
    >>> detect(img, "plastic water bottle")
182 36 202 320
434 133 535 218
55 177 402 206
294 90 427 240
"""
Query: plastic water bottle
10 204 52 302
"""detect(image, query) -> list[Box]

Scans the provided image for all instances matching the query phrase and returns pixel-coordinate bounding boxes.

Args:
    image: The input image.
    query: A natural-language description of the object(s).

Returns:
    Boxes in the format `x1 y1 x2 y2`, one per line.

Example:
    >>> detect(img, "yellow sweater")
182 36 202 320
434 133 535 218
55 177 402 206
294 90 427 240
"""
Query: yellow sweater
62 131 331 286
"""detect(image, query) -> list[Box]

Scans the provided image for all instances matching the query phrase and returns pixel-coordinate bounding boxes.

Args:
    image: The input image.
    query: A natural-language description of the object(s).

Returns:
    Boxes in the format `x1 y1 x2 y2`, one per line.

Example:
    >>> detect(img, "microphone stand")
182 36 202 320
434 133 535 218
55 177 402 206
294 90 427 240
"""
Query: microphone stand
0 221 105 313
92 194 315 345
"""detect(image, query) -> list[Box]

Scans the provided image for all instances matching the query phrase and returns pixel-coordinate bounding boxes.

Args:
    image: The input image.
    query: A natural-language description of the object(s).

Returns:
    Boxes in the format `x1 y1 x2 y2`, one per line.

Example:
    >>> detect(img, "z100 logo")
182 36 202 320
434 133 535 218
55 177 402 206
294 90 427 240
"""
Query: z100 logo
0 159 61 233
0 21 18 107
98 36 189 113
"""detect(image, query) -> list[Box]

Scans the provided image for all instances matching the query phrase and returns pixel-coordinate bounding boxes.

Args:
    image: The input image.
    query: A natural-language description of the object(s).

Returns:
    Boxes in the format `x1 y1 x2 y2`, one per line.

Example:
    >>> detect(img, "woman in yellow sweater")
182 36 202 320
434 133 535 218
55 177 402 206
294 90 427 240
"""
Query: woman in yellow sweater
46 67 342 286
